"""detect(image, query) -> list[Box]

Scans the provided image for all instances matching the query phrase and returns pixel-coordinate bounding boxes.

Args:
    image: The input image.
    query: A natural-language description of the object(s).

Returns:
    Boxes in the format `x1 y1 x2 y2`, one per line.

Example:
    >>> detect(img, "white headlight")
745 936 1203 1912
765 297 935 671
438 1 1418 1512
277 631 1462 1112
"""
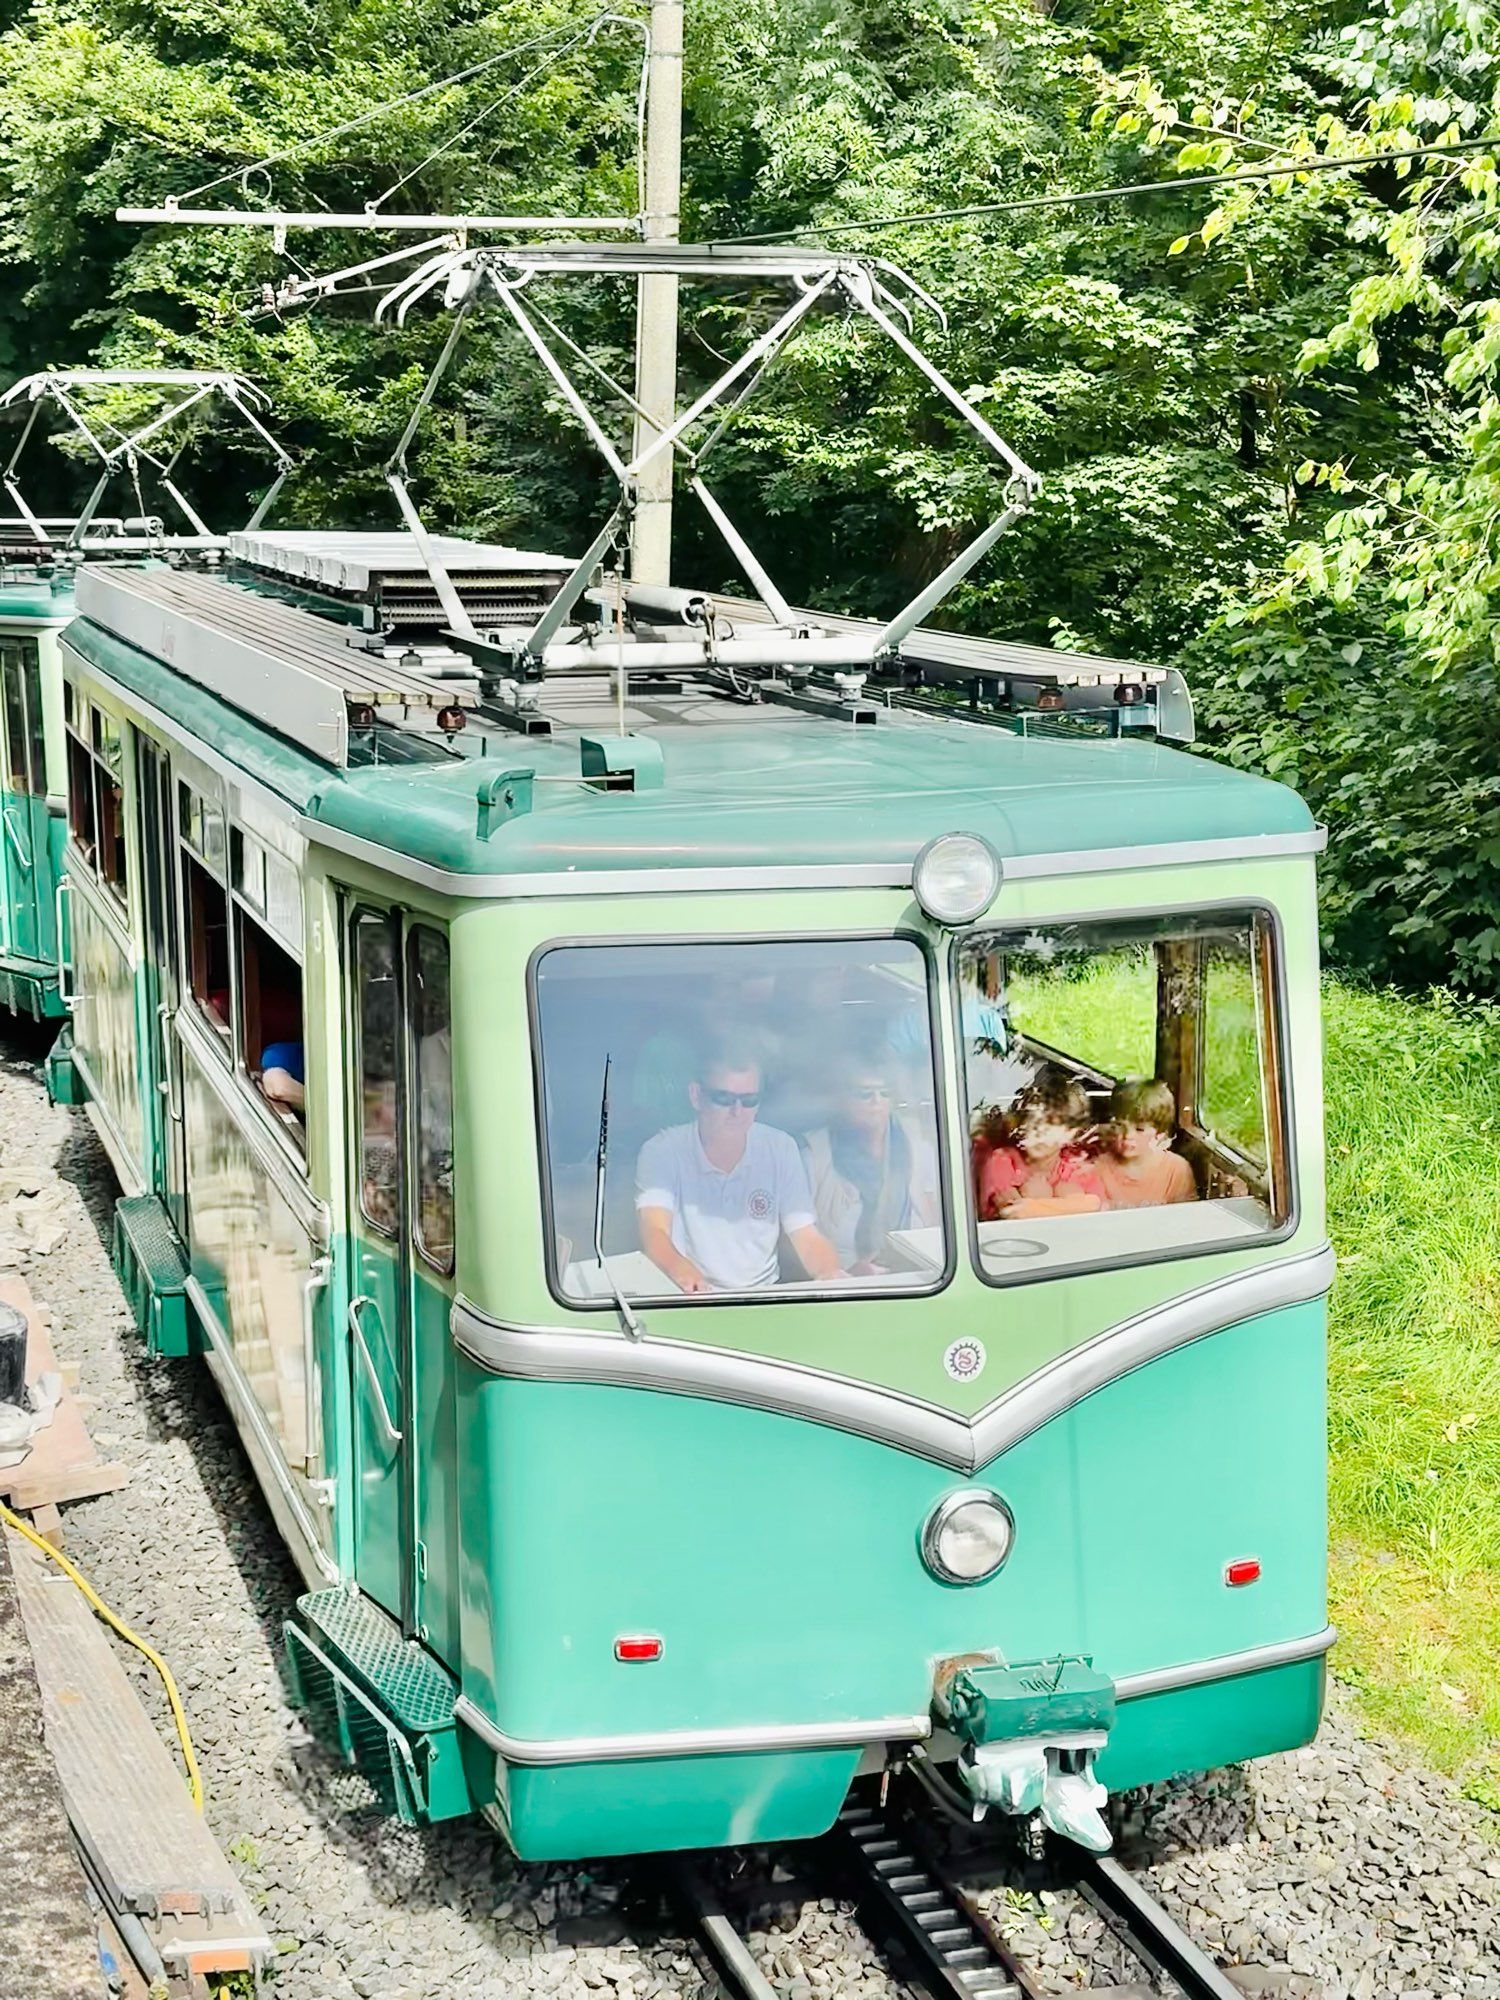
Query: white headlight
913 833 1000 927
921 1488 1015 1585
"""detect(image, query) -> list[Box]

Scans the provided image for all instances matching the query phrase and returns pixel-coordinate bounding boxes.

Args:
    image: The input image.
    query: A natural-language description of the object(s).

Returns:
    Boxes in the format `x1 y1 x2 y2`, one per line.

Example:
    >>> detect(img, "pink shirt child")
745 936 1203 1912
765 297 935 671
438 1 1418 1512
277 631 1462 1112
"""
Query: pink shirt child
979 1142 1103 1220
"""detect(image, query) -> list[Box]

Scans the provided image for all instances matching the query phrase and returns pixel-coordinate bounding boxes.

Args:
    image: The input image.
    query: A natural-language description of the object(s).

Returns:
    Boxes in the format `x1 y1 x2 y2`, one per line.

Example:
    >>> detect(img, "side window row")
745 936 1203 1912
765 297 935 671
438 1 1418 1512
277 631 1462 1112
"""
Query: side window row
355 913 454 1276
65 690 127 906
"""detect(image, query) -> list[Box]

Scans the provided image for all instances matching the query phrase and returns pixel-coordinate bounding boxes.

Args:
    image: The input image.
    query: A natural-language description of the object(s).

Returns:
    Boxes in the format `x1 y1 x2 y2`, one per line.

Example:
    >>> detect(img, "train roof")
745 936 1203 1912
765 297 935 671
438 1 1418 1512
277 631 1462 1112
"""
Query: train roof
61 546 1316 886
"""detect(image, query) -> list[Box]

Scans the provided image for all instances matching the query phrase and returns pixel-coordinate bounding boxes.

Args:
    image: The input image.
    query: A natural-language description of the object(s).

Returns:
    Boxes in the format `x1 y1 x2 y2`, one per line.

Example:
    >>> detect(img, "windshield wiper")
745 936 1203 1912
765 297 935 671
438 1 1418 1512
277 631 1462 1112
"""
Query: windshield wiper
593 1053 644 1340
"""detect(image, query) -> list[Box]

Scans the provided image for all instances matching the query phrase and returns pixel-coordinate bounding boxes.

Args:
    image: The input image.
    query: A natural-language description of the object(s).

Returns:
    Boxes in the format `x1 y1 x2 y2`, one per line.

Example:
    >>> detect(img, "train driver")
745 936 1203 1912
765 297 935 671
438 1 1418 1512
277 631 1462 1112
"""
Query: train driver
635 1035 843 1293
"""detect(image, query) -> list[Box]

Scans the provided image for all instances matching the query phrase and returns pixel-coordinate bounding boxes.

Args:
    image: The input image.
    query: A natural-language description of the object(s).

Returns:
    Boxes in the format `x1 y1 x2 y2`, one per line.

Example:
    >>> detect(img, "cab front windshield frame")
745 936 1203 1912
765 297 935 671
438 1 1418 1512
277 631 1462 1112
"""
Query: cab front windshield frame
530 931 953 1309
953 901 1295 1288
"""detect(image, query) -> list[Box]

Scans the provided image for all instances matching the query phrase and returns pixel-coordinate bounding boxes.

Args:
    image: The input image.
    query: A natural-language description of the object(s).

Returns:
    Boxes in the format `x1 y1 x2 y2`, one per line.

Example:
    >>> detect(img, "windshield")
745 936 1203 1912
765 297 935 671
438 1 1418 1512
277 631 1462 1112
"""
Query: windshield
532 936 948 1304
956 909 1288 1284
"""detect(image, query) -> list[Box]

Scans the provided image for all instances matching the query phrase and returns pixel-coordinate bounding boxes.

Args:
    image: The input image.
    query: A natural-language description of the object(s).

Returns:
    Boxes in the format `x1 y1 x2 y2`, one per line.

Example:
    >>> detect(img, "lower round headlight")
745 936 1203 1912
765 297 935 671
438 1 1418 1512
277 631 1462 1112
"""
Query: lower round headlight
921 1488 1015 1585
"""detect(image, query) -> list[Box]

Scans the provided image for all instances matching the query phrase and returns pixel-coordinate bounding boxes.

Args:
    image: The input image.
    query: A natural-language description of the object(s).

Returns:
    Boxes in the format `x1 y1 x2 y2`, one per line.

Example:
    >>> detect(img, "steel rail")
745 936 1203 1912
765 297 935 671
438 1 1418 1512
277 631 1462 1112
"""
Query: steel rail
1069 1847 1248 2000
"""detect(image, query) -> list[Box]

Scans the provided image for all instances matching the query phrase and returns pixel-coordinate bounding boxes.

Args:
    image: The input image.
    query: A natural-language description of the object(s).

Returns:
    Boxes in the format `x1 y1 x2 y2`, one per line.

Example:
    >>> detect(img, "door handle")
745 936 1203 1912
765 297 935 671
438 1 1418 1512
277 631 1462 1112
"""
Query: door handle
54 876 73 1009
301 1253 332 1469
157 1002 182 1121
347 1294 403 1448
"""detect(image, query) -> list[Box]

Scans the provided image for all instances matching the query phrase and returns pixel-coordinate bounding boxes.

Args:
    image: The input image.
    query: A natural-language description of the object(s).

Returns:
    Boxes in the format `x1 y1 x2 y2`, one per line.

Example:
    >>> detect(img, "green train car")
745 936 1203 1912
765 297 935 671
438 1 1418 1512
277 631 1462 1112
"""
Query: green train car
49 528 1332 1861
0 570 73 1018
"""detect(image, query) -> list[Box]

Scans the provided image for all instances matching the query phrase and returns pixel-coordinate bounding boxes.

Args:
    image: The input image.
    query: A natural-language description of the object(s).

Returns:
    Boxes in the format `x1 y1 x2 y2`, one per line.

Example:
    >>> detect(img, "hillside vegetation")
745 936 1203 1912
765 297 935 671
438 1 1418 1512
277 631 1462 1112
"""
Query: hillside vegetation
1324 979 1500 1809
3 0 1500 991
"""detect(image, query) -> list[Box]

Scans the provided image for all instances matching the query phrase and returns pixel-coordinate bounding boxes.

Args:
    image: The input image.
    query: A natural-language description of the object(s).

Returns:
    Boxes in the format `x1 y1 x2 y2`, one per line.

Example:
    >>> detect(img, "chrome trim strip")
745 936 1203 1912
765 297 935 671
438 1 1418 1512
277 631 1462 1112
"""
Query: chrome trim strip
1115 1625 1336 1702
452 1299 977 1468
453 1695 931 1765
454 1626 1336 1765
451 1241 1334 1473
966 1241 1335 1466
303 820 1325 903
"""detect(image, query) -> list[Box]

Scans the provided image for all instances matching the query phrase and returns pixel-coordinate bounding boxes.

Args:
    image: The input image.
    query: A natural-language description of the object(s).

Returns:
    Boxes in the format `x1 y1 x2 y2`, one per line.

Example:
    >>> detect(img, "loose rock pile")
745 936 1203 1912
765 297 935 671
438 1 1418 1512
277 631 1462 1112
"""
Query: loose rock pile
1 1023 1496 1999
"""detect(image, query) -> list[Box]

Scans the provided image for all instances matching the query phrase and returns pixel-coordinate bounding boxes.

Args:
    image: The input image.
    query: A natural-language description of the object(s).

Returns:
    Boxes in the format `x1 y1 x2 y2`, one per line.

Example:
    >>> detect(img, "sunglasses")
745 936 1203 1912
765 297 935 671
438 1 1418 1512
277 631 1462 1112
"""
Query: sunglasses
705 1087 761 1109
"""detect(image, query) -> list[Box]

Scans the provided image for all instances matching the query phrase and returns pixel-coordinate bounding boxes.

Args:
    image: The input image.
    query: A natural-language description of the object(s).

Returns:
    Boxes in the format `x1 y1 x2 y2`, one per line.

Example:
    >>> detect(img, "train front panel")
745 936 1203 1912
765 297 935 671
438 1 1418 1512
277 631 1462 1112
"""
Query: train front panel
440 861 1329 1860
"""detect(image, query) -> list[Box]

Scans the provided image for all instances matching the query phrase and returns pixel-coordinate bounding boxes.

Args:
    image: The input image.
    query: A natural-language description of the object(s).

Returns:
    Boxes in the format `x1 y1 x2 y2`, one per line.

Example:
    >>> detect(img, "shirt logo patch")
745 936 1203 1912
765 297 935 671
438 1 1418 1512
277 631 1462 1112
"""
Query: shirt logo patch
747 1188 773 1221
943 1338 987 1383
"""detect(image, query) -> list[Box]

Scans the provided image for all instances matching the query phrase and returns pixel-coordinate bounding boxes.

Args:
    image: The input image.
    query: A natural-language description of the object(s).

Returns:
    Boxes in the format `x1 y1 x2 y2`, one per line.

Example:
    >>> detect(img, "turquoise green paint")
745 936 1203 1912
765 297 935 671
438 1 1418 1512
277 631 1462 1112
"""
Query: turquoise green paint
1100 1660 1325 1793
66 608 1312 884
310 720 1314 880
495 1747 864 1861
486 1665 1324 1859
452 1300 1325 1745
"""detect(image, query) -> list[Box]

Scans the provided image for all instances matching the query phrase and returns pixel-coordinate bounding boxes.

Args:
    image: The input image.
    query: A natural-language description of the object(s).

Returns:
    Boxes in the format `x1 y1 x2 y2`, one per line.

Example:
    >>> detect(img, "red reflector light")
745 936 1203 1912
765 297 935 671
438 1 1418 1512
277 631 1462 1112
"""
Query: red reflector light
1225 1558 1261 1587
614 1635 663 1662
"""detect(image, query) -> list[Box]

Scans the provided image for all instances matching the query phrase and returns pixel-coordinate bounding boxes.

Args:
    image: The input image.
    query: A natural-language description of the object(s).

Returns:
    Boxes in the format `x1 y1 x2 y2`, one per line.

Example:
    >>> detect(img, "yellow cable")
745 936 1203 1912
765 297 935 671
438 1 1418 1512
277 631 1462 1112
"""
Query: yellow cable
1 1500 204 1812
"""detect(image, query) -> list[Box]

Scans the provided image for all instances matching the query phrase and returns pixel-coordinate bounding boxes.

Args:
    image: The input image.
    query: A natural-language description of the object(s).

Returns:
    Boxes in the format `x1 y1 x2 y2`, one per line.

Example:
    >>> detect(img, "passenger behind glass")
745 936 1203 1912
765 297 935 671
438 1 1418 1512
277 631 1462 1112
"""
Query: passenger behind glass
802 1046 939 1273
1095 1078 1198 1210
974 1073 1104 1220
635 1035 842 1293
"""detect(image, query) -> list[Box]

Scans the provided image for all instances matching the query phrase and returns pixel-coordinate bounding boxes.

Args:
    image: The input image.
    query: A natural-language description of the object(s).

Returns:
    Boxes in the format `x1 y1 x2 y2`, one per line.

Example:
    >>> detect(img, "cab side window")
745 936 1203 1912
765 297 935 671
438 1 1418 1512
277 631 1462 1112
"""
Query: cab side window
355 916 400 1238
957 909 1288 1284
408 926 453 1273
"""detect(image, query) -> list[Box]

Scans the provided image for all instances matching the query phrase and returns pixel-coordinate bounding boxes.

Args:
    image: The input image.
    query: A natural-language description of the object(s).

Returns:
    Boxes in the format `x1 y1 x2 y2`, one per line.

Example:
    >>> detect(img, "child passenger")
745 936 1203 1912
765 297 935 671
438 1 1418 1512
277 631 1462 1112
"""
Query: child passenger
1095 1078 1197 1209
975 1074 1104 1220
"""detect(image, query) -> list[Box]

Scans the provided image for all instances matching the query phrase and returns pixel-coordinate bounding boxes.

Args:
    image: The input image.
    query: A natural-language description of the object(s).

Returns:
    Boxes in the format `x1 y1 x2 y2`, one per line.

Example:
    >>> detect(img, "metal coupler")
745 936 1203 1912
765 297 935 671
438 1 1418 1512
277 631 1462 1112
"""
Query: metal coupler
936 1655 1117 1853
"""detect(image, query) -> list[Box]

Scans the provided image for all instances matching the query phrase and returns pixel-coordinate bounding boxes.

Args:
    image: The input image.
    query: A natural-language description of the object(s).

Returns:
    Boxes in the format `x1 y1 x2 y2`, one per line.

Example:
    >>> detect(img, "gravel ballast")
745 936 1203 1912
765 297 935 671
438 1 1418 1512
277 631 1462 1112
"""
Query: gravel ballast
1 1024 1497 1999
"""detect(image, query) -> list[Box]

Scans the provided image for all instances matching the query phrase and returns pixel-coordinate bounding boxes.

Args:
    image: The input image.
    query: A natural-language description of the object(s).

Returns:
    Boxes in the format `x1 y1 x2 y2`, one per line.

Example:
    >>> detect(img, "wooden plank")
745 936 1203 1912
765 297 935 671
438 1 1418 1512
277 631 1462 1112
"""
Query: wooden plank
6 1462 131 1511
0 1531 107 2000
6 1529 271 1977
0 1277 130 1512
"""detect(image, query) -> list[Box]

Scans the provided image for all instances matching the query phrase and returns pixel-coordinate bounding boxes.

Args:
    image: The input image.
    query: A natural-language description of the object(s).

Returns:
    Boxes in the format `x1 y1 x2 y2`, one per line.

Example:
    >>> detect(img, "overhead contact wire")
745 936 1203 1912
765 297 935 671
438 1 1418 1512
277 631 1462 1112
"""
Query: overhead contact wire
174 10 619 206
721 131 1500 243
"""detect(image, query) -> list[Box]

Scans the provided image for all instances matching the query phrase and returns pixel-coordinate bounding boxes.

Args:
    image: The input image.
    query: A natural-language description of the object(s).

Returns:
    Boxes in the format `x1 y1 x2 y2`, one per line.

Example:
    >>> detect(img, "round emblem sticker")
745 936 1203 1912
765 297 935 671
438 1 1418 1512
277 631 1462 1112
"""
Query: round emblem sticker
943 1337 987 1384
747 1188 772 1220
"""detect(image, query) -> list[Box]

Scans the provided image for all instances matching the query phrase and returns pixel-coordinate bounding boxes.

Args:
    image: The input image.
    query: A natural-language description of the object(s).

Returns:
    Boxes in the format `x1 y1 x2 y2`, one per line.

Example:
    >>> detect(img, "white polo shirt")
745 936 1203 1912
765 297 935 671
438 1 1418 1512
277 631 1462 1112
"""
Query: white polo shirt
635 1121 817 1290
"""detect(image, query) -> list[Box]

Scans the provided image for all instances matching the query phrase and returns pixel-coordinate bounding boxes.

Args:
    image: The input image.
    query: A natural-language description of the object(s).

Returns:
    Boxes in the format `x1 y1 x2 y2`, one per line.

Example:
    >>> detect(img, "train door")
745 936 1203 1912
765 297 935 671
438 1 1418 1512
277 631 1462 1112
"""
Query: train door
0 637 52 965
347 906 415 1628
135 734 187 1233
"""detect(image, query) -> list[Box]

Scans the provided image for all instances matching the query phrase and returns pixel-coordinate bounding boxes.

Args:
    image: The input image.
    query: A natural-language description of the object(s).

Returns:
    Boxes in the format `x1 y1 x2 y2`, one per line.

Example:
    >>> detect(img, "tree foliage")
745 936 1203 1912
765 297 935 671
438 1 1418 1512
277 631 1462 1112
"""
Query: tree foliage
2 0 1498 989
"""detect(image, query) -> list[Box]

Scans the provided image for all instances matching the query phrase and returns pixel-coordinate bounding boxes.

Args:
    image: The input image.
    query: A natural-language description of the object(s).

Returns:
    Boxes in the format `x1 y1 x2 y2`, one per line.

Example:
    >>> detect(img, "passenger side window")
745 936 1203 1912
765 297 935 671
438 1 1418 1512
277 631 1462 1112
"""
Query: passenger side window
64 693 128 904
408 926 454 1273
179 783 231 1050
957 909 1287 1284
355 916 400 1238
233 830 305 1152
92 711 127 902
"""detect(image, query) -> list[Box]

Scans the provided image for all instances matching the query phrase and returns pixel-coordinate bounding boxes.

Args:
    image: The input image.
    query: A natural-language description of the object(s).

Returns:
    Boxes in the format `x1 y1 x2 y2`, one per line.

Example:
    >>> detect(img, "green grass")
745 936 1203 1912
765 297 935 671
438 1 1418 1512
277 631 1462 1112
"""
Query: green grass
1322 980 1500 1810
1007 946 1268 1159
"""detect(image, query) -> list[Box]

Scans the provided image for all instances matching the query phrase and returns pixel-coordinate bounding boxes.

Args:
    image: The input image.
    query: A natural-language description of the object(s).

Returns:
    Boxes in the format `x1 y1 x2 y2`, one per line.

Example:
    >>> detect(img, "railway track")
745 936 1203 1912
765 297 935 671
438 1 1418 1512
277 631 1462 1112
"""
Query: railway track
669 1775 1256 2000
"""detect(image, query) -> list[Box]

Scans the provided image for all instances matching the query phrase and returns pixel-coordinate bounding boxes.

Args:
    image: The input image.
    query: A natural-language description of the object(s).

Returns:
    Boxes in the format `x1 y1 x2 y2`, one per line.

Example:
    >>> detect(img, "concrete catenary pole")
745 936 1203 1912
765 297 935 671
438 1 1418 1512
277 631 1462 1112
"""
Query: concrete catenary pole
630 0 683 586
